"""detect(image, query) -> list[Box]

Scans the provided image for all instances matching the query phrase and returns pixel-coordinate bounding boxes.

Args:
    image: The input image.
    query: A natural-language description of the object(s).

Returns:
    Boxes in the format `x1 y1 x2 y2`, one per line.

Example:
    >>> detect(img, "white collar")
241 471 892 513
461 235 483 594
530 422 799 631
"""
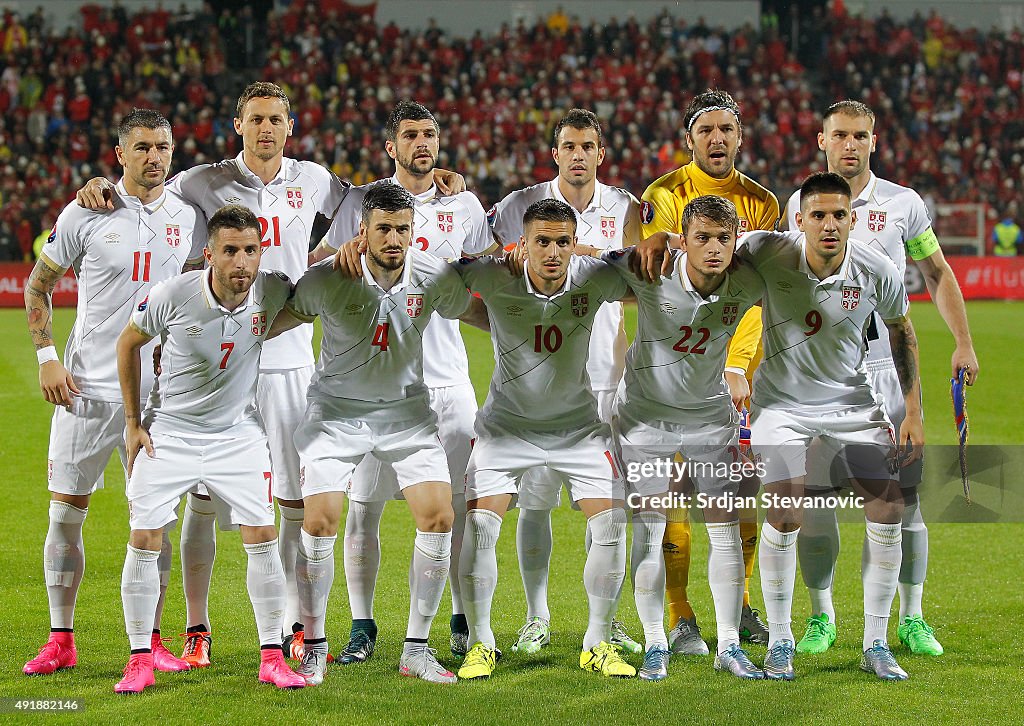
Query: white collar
851 172 878 208
798 234 853 284
549 177 602 213
360 248 414 293
390 175 437 203
678 252 728 300
115 179 167 213
235 151 292 187
524 255 573 300
202 266 255 313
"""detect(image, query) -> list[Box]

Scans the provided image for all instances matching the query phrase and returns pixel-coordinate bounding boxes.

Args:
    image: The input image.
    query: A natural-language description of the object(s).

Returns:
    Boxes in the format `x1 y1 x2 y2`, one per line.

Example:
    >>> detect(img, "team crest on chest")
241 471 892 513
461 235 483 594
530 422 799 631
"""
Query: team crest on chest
437 212 454 234
722 302 739 325
841 285 861 311
252 311 267 335
165 224 181 247
571 292 589 317
287 187 303 209
867 210 886 233
407 293 424 318
600 216 616 240
737 219 749 236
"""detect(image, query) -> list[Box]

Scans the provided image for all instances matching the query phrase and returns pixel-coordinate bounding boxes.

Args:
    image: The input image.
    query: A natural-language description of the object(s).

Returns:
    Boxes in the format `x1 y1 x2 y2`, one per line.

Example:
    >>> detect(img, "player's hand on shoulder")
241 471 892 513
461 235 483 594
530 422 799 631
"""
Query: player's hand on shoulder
333 233 367 278
38 360 80 408
630 231 673 283
76 177 115 211
433 168 466 196
503 243 526 277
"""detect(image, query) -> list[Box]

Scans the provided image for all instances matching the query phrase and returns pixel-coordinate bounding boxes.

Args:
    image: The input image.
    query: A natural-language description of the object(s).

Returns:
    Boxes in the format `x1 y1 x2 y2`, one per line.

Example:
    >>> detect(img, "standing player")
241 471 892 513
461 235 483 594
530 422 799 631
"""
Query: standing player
114 205 302 693
76 83 464 664
455 199 634 680
23 109 204 677
636 89 778 652
741 172 924 681
606 195 766 681
270 185 488 685
783 101 978 657
317 101 495 662
487 109 642 655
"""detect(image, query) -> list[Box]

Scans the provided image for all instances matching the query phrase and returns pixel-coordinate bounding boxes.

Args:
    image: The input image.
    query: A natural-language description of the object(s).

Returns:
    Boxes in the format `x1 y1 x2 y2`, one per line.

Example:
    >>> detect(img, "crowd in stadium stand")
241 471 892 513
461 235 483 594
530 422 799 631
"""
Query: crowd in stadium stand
0 1 1022 261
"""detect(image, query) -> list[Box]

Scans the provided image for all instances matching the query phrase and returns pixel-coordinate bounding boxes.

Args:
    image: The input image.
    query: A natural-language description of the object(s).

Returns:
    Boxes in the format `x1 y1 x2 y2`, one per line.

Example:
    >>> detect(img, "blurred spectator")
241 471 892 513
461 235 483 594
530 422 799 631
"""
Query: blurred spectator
992 208 1023 256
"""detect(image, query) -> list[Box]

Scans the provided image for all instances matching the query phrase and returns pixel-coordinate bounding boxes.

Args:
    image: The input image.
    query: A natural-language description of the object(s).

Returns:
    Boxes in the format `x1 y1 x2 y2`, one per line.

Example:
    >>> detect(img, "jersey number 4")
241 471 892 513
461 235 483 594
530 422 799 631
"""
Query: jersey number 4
372 323 390 351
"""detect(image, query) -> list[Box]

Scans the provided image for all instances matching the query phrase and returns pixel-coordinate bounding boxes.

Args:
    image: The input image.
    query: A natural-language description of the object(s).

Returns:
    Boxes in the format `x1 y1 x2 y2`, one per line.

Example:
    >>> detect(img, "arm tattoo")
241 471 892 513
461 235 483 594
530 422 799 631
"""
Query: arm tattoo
25 259 64 350
888 318 920 396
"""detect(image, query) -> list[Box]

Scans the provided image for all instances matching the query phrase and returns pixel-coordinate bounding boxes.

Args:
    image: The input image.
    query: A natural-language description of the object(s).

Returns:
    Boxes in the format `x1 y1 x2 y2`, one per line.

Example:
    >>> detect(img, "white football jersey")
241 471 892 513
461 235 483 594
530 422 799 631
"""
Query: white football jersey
41 181 206 403
605 249 765 423
132 268 292 437
488 179 638 391
455 255 629 431
739 230 909 411
786 173 934 365
288 249 473 421
326 178 492 388
170 152 350 369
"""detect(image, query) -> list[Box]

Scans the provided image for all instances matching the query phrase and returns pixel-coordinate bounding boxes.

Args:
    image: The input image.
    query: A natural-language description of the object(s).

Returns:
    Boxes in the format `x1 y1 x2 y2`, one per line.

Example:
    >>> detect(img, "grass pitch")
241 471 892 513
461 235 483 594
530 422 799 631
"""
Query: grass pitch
0 302 1021 724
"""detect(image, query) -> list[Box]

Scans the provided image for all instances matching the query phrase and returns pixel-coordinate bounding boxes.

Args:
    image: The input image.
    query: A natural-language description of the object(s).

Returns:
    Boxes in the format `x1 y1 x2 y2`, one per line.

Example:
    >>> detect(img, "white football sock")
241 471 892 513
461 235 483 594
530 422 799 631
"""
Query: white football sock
44 501 87 630
629 511 667 649
759 522 799 648
407 530 452 640
797 504 839 623
121 544 160 651
245 539 286 648
516 507 553 622
460 509 502 648
153 531 172 630
863 519 902 650
707 520 744 653
449 493 467 615
277 504 305 631
582 509 626 650
296 529 336 641
180 494 216 629
898 498 928 620
343 499 384 621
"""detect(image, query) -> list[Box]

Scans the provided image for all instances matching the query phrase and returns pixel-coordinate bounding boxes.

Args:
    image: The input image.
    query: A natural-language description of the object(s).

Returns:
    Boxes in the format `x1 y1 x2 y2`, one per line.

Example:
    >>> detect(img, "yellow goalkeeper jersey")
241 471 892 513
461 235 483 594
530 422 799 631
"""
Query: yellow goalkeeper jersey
641 162 779 376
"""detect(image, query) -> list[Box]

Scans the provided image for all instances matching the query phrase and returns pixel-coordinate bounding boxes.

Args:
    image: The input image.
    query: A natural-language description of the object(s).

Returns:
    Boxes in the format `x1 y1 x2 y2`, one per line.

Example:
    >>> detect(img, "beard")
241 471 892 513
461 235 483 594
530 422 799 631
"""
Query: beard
397 150 436 178
369 248 406 271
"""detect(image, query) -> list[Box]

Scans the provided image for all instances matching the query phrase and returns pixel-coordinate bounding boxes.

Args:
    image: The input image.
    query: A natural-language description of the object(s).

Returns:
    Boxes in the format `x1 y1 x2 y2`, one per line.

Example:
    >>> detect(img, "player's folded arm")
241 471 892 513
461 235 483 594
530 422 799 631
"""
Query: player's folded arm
267 306 313 339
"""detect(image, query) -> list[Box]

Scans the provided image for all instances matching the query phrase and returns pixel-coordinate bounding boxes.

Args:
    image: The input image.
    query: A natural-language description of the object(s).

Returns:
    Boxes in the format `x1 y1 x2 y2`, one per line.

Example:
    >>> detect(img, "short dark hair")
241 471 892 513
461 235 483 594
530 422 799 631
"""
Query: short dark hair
823 100 875 127
207 204 261 248
523 198 577 233
235 81 290 118
361 182 416 224
117 108 171 147
684 89 742 133
681 195 739 235
799 171 852 208
385 100 439 143
552 108 603 148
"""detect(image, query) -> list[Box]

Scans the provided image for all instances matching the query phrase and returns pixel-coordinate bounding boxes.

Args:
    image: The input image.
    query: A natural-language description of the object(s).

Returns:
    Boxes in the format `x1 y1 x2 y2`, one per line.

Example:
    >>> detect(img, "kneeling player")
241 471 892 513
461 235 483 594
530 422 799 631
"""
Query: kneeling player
740 173 923 681
271 184 488 685
454 199 634 680
606 195 766 681
114 205 302 693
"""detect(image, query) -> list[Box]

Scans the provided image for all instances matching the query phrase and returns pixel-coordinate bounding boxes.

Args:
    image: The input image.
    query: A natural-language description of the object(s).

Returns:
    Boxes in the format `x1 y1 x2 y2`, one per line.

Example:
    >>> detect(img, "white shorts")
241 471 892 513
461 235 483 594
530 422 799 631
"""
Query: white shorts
256 366 313 501
47 398 126 496
615 404 742 499
294 400 451 498
127 433 276 531
466 418 623 503
348 384 477 502
751 404 897 487
517 388 616 510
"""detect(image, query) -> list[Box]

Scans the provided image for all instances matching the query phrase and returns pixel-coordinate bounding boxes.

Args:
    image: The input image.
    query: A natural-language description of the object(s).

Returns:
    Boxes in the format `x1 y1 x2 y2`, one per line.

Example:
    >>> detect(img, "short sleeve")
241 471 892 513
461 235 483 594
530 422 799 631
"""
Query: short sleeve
903 192 940 261
166 165 211 209
324 185 366 252
783 190 800 232
286 264 328 322
39 203 86 271
131 278 175 338
185 203 208 263
876 259 910 322
431 263 473 319
640 181 681 237
488 194 522 247
460 193 494 255
592 260 629 303
309 163 352 218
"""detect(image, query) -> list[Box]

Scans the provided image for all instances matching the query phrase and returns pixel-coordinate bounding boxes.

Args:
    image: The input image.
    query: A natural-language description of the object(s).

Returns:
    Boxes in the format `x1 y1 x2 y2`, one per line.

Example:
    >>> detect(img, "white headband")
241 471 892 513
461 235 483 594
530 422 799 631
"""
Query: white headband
686 105 740 133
